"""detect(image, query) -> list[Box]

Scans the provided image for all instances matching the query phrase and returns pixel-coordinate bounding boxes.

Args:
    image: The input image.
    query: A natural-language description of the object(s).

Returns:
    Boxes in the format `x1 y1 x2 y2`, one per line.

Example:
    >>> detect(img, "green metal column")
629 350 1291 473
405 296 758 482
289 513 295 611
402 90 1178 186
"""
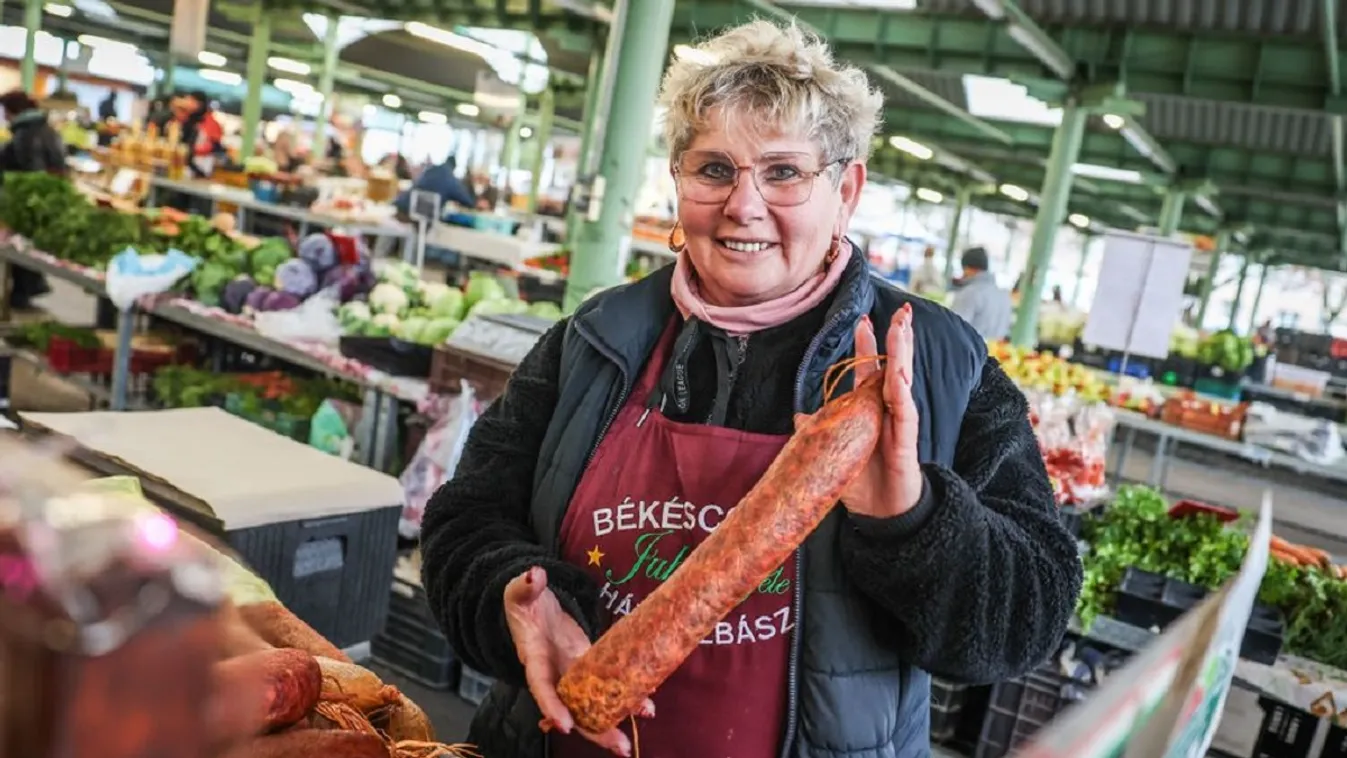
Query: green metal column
499 92 528 195
311 16 341 166
239 9 272 163
1228 256 1251 331
565 46 605 243
563 0 676 311
527 86 555 213
1158 190 1187 236
20 0 42 93
1195 229 1228 328
156 57 177 100
56 43 71 94
1071 233 1093 307
1010 99 1087 346
1247 262 1270 335
942 186 971 281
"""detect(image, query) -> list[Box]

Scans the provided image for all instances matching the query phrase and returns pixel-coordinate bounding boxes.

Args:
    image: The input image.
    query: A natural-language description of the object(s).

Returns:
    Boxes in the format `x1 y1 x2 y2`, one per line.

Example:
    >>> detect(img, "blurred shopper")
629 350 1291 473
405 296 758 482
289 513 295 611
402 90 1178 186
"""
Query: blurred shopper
908 245 945 296
951 246 1013 340
395 156 476 214
1 89 67 309
172 91 224 178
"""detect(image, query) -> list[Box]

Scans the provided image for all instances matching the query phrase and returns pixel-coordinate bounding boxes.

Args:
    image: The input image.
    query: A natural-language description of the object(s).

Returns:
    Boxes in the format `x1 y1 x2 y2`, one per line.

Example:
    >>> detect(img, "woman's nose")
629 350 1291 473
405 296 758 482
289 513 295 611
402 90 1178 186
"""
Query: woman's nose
721 171 769 223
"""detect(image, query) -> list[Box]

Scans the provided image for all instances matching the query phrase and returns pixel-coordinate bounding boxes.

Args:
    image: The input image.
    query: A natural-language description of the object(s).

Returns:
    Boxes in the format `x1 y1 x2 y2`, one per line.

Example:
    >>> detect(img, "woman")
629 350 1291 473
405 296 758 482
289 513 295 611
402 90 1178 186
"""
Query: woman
422 20 1081 758
1 89 66 309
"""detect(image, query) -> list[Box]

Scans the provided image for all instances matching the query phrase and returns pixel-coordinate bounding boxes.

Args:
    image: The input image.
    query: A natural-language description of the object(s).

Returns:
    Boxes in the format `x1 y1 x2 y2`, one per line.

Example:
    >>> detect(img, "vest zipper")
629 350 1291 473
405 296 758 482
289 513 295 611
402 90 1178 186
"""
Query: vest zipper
780 305 854 758
704 334 751 425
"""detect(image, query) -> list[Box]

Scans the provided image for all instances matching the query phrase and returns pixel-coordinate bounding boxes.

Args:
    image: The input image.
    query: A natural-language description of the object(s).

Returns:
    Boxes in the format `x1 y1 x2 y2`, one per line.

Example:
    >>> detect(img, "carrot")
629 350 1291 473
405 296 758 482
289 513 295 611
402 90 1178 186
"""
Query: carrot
1301 547 1333 569
555 365 887 734
212 648 323 737
239 601 352 662
1270 548 1304 567
220 730 391 758
317 656 403 713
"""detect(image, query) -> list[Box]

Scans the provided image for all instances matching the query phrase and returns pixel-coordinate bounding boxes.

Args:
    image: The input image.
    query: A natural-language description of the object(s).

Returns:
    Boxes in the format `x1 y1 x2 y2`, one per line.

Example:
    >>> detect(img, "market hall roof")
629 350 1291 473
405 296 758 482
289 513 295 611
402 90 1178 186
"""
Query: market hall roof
15 0 1347 268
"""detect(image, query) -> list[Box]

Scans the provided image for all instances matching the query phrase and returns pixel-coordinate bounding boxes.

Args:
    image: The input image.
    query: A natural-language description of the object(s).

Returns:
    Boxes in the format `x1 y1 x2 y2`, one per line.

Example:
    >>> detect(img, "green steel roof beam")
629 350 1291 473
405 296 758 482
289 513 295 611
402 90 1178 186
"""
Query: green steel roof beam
736 0 1015 146
1323 0 1347 263
966 0 1180 180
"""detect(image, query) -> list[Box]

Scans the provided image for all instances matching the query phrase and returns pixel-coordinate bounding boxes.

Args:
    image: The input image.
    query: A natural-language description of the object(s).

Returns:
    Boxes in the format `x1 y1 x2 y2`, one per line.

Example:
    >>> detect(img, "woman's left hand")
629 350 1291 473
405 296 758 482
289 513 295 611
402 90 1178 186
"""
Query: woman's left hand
841 302 925 518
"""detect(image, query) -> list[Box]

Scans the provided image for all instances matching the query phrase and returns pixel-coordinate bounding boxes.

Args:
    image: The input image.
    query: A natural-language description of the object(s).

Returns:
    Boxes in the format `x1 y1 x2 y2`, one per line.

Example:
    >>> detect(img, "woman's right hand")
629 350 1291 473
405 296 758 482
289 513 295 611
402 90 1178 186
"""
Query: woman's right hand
504 566 653 757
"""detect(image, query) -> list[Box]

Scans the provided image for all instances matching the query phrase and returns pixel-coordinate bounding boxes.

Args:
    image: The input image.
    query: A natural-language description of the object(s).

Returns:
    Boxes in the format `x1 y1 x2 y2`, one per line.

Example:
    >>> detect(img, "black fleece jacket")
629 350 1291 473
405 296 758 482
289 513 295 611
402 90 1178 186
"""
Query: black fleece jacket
421 291 1083 693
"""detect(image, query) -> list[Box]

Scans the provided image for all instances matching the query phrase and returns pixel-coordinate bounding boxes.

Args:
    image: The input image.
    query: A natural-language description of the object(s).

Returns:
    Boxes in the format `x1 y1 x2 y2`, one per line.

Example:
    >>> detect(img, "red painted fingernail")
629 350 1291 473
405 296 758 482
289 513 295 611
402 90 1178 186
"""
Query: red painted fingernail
524 568 535 585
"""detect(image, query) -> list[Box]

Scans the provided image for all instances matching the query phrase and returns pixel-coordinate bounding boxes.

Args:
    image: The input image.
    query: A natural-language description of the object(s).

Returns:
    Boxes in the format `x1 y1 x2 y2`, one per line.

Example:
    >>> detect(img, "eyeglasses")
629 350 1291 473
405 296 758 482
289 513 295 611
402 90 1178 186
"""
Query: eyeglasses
673 150 849 208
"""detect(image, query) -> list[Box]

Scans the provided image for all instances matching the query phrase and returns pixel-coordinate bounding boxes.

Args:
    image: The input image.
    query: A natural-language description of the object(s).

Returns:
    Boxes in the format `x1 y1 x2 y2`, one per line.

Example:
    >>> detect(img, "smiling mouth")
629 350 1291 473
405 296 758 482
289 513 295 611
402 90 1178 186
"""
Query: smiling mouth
718 239 777 253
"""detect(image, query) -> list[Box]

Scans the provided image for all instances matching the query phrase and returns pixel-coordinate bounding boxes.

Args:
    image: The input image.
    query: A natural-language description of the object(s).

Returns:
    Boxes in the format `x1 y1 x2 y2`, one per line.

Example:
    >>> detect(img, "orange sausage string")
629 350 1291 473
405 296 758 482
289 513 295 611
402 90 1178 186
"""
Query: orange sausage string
631 716 640 758
823 355 887 403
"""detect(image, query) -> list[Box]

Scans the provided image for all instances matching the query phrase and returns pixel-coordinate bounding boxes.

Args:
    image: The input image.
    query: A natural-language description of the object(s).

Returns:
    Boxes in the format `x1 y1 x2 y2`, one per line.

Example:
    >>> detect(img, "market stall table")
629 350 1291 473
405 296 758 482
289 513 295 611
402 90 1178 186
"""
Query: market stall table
19 406 404 654
1109 409 1347 491
144 176 415 259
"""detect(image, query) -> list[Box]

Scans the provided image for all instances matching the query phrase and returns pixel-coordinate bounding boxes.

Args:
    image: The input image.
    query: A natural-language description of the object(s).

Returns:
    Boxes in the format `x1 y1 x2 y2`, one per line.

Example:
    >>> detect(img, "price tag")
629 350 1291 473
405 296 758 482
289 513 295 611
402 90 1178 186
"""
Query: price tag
446 314 549 367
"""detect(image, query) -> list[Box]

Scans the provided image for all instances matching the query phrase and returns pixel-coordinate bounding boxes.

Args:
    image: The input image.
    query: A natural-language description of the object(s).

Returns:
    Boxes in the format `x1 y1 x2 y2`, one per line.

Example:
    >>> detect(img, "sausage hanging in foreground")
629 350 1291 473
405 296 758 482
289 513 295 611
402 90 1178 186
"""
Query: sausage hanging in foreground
555 365 887 734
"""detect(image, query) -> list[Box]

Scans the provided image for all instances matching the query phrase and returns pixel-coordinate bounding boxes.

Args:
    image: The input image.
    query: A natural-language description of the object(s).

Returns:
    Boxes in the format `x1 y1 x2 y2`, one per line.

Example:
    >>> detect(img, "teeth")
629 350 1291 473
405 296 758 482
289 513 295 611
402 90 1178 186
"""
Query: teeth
722 240 771 253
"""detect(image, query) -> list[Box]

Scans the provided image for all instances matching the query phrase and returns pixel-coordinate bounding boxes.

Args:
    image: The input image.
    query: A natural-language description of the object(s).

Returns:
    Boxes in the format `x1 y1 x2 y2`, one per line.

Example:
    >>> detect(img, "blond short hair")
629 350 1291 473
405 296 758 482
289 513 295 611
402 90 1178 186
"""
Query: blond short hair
659 20 884 163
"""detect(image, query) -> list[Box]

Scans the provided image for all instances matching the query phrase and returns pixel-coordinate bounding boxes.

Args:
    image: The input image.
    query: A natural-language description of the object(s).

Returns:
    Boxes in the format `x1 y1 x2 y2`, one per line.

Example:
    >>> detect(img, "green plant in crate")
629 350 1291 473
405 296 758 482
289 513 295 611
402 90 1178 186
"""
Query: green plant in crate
0 172 84 237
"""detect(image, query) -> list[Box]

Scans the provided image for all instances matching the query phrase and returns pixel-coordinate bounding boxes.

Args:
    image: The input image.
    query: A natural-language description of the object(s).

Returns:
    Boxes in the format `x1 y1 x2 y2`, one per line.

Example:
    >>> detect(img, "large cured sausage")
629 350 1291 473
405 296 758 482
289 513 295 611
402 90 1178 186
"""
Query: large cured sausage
556 367 886 733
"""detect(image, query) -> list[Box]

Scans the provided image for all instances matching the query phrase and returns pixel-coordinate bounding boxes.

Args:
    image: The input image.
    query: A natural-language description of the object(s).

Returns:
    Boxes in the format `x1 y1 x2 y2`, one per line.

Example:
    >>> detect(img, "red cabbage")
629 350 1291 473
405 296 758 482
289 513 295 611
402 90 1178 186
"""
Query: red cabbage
261 290 302 311
244 285 274 312
297 232 338 274
222 275 259 315
321 264 377 303
274 258 319 299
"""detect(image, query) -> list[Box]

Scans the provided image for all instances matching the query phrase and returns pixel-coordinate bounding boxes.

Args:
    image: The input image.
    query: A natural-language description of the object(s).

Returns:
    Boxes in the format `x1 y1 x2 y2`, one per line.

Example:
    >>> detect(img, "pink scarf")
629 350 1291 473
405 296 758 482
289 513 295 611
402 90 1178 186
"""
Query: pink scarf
671 241 851 335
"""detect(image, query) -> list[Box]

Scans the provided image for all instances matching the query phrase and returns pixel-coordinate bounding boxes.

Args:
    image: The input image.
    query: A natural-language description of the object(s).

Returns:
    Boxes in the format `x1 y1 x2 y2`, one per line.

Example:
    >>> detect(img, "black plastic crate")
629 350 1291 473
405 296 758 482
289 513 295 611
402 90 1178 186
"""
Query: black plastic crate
930 677 969 743
383 601 453 660
458 665 495 706
372 632 459 691
1113 567 1170 631
1242 605 1285 666
1058 506 1084 539
227 505 401 650
1255 697 1322 758
975 667 1087 758
518 272 565 306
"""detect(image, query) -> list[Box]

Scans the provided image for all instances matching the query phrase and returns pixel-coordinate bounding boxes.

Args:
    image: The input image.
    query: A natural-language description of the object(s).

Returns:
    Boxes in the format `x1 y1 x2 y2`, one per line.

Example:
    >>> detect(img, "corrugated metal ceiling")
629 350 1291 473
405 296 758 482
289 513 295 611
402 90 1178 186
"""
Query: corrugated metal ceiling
918 0 1340 37
884 68 970 110
1137 94 1334 157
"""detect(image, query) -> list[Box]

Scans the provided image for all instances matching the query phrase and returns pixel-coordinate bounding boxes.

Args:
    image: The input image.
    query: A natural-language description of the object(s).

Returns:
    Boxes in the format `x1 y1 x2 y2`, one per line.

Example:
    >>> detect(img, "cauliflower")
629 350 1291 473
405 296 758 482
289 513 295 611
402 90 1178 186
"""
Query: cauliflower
368 282 410 316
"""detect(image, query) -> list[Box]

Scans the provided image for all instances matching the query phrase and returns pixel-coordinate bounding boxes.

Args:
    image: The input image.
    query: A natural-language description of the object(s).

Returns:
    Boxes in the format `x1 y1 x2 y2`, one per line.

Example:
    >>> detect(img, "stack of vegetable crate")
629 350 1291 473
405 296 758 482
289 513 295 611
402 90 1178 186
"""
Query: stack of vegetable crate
371 576 461 691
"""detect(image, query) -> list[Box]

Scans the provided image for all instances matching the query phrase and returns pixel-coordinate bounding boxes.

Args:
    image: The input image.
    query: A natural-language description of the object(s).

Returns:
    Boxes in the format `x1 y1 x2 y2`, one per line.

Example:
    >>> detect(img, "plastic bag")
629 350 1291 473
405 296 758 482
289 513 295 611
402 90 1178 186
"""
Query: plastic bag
104 246 198 310
399 380 478 539
253 290 344 344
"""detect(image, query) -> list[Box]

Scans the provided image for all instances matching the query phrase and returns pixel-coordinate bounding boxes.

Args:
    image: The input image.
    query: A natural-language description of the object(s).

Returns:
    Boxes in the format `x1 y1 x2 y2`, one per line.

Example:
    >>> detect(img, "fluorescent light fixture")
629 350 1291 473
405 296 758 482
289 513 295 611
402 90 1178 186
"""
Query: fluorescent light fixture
44 3 74 17
406 22 496 58
1068 213 1090 228
199 69 242 86
419 110 447 124
267 56 311 75
1000 183 1029 202
1006 24 1074 79
76 34 136 54
1102 113 1125 130
889 135 933 160
1072 163 1144 184
967 0 1006 18
673 44 716 65
964 75 1062 127
383 93 402 108
519 126 534 139
273 79 319 101
455 102 480 117
915 187 944 204
197 51 226 67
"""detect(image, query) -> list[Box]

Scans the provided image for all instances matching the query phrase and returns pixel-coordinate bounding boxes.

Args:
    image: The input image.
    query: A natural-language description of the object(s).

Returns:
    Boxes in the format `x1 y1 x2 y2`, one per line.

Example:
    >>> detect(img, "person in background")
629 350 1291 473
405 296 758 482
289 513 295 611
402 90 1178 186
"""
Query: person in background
395 155 476 214
270 131 305 173
0 89 66 309
97 91 118 122
1051 285 1064 304
172 91 223 178
908 245 945 297
951 246 1013 340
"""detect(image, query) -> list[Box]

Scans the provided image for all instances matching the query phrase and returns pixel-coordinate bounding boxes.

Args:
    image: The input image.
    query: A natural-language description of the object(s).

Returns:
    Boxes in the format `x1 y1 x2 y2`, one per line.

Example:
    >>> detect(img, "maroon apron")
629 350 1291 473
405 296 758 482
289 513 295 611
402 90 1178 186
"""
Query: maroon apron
554 322 796 758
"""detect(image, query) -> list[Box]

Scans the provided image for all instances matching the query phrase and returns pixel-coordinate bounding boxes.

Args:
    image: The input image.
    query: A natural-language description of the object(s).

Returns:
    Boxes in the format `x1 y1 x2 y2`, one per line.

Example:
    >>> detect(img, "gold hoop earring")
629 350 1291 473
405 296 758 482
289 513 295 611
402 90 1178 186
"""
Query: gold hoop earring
668 222 687 254
824 236 842 265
